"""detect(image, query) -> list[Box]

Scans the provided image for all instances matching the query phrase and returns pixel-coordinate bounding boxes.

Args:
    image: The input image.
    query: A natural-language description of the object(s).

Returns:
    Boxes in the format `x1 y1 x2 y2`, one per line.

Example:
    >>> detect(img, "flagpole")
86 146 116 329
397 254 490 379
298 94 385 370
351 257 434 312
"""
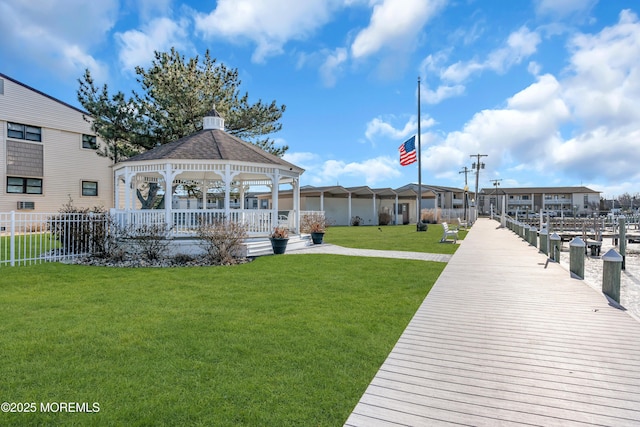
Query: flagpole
417 76 422 231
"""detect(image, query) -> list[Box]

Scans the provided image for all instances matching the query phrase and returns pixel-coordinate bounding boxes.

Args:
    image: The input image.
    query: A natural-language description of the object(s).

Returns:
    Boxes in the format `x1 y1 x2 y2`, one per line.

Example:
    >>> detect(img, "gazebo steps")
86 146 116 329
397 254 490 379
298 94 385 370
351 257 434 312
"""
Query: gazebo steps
245 234 312 257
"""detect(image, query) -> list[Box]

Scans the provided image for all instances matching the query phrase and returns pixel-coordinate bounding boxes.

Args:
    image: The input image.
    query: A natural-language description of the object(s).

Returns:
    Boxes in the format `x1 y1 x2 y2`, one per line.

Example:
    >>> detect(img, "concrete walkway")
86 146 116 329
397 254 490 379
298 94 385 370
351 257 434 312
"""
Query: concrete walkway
286 243 452 263
344 218 640 426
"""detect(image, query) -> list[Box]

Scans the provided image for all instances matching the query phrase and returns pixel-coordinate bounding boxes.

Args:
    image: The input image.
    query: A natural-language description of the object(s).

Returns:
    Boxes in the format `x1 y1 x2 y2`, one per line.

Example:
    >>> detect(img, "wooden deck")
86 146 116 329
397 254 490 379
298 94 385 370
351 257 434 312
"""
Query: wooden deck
345 218 640 426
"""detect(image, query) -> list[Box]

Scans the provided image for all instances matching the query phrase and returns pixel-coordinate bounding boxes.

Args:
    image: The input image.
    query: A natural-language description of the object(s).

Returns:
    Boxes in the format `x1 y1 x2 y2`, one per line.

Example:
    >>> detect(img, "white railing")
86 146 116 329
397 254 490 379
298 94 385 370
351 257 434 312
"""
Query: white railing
1 209 327 266
110 209 284 236
1 211 108 267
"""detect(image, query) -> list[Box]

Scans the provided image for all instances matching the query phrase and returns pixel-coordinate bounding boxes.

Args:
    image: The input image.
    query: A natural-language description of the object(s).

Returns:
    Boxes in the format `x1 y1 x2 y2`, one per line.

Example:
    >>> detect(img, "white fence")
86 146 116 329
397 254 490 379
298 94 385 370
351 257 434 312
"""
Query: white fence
0 211 108 267
1 209 326 267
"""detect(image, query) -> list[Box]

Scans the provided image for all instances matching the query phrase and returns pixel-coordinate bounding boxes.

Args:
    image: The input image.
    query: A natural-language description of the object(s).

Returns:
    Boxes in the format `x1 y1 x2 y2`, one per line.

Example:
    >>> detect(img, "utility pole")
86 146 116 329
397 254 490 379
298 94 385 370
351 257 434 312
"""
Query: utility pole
490 178 502 216
459 167 471 221
470 154 487 214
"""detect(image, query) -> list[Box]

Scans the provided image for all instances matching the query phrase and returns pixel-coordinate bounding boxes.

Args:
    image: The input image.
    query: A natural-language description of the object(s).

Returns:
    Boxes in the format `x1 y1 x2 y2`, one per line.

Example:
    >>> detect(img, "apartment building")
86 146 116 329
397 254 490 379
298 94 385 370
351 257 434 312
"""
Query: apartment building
0 73 113 212
479 186 601 216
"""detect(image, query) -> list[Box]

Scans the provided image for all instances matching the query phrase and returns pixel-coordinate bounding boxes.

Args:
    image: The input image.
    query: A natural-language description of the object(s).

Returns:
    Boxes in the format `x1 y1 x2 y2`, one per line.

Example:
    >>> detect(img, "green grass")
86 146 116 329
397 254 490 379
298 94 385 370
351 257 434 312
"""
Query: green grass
0 254 445 426
0 233 59 263
325 223 467 254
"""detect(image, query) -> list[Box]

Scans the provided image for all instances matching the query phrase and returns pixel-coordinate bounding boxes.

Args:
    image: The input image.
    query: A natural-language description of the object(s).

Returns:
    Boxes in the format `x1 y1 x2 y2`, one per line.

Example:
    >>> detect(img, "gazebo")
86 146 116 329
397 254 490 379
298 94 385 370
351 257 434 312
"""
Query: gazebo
112 107 305 236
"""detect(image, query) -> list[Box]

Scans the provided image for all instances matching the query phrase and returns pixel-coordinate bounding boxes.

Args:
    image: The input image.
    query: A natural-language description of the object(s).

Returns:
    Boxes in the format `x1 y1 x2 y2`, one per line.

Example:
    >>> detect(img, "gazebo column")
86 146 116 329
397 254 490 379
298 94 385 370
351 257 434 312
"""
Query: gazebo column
223 166 240 224
270 170 280 230
348 193 352 226
292 178 300 233
201 180 208 210
239 184 246 210
160 163 181 230
224 165 231 222
114 171 121 210
127 173 137 210
122 168 132 210
320 191 324 212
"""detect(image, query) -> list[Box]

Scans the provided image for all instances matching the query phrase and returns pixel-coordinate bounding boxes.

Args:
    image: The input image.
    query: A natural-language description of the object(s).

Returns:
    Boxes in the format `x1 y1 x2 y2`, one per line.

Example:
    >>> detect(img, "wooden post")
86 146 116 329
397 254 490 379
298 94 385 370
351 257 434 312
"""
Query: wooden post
540 229 548 255
619 216 626 270
530 226 537 248
569 237 585 279
550 233 561 262
602 248 622 303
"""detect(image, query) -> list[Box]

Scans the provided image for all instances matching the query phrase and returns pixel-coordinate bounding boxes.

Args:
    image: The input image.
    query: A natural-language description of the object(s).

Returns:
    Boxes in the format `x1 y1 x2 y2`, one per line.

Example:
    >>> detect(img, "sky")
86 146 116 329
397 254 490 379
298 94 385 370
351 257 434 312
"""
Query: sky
1 0 639 199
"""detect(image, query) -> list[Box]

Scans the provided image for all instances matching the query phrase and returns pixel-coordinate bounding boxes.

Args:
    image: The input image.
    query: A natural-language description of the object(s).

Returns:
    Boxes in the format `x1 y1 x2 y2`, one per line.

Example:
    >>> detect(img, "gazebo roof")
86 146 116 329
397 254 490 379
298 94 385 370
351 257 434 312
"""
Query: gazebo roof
124 128 302 172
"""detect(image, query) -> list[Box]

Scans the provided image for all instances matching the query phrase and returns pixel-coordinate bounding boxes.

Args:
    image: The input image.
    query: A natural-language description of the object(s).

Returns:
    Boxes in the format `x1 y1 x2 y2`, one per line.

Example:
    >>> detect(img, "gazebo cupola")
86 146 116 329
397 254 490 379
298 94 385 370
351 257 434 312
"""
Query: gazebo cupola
203 106 224 131
112 107 304 236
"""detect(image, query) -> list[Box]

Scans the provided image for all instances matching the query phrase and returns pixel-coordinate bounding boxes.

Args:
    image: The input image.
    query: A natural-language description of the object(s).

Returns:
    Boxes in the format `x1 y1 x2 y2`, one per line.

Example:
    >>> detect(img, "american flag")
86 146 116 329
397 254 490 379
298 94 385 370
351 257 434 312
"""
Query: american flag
399 136 417 166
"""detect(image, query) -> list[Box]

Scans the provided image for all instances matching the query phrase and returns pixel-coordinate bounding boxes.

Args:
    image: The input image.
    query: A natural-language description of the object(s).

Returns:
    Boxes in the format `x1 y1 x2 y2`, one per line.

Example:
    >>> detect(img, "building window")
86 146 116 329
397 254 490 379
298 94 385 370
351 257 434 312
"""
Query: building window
82 181 98 196
7 122 42 142
82 134 97 149
7 177 43 194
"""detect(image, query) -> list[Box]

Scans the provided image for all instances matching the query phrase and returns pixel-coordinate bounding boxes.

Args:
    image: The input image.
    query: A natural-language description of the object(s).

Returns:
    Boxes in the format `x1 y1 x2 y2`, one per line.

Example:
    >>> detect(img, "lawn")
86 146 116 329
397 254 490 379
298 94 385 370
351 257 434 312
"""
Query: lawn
0 233 59 264
325 223 467 254
0 253 446 426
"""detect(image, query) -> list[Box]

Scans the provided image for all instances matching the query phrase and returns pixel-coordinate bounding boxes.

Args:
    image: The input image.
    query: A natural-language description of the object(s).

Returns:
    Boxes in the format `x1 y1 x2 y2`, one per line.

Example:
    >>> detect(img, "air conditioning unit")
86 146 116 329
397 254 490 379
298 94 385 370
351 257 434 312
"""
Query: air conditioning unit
17 201 35 210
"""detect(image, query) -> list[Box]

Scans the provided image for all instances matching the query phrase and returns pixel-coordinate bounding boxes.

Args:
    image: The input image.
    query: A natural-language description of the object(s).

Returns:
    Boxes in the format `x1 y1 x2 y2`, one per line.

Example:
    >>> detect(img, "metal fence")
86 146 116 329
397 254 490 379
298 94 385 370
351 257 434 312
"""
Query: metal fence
0 211 108 267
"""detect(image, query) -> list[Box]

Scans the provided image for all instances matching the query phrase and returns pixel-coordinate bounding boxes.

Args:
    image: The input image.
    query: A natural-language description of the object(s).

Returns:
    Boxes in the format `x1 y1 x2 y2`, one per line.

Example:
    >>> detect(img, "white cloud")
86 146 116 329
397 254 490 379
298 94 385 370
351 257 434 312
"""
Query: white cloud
115 17 191 71
552 127 640 181
535 0 597 18
194 0 341 63
286 151 401 186
316 157 402 186
0 0 116 79
428 74 569 177
425 10 640 189
548 10 640 183
441 26 541 84
319 48 348 87
422 83 465 104
350 0 446 59
562 9 640 130
282 152 321 171
365 115 435 141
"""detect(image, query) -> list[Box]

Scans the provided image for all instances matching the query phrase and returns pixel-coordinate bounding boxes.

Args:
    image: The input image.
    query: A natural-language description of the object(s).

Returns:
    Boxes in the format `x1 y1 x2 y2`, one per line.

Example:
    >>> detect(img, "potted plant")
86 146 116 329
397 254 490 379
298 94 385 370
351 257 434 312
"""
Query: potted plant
270 226 289 254
309 221 326 244
301 213 329 244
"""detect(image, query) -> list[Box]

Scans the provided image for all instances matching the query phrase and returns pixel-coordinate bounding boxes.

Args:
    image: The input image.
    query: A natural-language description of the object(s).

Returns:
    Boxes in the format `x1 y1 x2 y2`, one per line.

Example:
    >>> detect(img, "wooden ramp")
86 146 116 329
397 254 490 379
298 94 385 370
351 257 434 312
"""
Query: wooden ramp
345 218 640 426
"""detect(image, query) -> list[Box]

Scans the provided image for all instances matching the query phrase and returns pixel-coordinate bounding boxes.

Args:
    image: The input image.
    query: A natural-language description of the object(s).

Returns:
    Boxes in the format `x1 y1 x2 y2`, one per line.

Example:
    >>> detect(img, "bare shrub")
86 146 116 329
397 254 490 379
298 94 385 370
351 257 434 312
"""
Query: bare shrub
128 223 171 261
48 197 108 255
196 220 248 265
172 253 195 265
351 216 363 226
300 212 329 233
378 212 392 225
421 209 441 224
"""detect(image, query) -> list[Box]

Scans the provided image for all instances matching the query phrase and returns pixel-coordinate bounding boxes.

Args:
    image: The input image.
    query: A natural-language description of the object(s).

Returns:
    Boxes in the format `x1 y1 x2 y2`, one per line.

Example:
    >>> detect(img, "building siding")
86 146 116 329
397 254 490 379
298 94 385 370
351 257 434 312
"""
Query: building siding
0 75 113 212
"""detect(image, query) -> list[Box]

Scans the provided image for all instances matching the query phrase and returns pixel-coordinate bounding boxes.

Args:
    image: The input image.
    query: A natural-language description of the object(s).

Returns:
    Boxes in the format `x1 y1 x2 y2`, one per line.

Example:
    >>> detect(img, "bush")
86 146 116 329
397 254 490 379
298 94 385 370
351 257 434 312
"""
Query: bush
197 220 248 265
351 216 363 226
48 198 108 255
128 223 172 261
300 213 329 233
421 209 441 224
378 212 392 225
172 253 195 265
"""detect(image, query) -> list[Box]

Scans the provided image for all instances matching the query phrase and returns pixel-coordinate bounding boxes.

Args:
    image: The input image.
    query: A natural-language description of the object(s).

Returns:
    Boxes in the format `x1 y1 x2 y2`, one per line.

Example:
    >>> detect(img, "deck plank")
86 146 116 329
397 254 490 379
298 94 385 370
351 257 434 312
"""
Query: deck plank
345 218 640 426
